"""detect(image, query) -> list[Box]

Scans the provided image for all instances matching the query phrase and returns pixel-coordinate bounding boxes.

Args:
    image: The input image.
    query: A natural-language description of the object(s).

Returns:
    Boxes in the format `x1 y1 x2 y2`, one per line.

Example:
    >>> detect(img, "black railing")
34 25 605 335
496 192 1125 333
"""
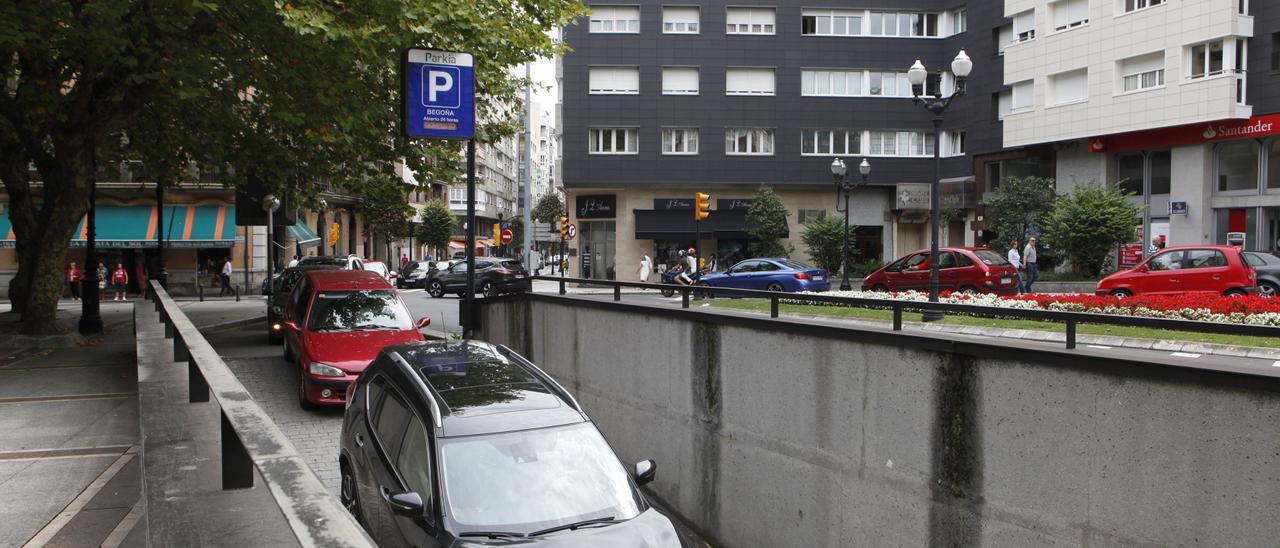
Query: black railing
530 276 1280 350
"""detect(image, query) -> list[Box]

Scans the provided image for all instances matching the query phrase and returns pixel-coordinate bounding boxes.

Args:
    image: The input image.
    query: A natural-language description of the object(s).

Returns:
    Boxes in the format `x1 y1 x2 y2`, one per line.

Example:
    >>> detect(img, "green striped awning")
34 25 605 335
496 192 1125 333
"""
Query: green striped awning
287 223 321 247
0 203 237 249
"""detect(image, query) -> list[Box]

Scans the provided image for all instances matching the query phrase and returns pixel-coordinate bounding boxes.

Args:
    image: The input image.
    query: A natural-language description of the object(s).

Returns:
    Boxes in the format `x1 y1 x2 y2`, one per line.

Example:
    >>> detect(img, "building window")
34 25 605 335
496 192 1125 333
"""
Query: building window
725 68 775 96
1188 40 1225 79
869 11 939 37
798 209 827 224
663 6 699 34
1272 33 1280 72
869 71 911 97
1119 52 1165 92
867 131 933 157
662 128 699 154
1011 80 1034 112
589 6 640 33
802 70 862 97
1217 140 1258 192
802 9 863 36
1268 141 1280 190
994 90 1012 119
943 131 966 156
726 7 775 35
1012 10 1035 43
1123 0 1164 13
801 129 861 156
589 128 638 154
1049 69 1088 106
995 24 1013 55
588 66 640 94
950 9 967 34
725 128 774 155
1051 0 1088 31
662 67 699 95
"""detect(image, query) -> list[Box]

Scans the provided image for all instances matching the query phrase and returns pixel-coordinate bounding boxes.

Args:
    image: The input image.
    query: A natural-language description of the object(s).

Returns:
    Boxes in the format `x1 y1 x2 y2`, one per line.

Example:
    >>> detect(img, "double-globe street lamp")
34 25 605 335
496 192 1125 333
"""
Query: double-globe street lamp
830 158 870 291
264 194 281 292
907 50 972 322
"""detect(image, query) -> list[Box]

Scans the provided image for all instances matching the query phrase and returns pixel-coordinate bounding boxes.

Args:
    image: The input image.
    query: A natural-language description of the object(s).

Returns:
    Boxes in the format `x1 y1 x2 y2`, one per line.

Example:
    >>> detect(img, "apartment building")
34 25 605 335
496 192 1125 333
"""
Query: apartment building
449 132 520 254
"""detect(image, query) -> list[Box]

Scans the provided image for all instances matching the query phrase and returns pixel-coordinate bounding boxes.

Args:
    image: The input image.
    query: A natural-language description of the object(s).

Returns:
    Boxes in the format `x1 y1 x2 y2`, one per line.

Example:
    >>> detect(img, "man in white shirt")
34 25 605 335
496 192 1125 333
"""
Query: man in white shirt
287 254 299 268
1007 240 1023 294
1022 238 1038 293
219 258 234 296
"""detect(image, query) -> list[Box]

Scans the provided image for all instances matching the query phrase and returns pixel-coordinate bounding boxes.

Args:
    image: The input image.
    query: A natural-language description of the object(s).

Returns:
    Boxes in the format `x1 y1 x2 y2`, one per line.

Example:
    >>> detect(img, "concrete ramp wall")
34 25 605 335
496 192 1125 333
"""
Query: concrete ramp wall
477 296 1280 548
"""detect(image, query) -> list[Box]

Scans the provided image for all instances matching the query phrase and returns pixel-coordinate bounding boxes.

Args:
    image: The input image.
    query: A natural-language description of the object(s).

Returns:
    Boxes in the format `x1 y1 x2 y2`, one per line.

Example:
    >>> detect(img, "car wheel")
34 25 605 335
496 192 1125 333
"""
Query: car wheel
1224 288 1248 297
959 285 980 295
660 288 675 298
767 282 785 292
1259 281 1279 298
1109 289 1133 298
298 375 317 410
872 284 888 292
481 281 497 298
427 281 444 298
696 281 714 299
340 463 363 525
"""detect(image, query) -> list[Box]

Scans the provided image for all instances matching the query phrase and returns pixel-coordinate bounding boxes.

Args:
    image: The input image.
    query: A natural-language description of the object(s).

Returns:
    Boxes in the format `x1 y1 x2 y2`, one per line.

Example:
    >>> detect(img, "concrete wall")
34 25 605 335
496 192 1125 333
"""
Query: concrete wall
478 297 1280 548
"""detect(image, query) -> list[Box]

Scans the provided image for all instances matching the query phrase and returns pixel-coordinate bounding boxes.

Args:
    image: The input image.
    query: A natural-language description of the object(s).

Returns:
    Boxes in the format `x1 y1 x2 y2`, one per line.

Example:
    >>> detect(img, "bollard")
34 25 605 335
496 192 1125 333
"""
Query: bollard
1065 320 1077 349
614 285 621 302
189 356 209 403
198 283 204 302
770 295 779 318
681 289 689 308
174 334 189 363
893 304 902 331
235 285 240 302
221 411 254 490
164 313 174 339
559 279 566 295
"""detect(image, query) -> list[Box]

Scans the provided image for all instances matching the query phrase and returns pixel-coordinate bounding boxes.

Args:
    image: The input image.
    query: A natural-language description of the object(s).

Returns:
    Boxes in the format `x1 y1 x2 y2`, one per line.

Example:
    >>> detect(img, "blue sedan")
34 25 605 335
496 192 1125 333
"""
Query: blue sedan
699 258 831 295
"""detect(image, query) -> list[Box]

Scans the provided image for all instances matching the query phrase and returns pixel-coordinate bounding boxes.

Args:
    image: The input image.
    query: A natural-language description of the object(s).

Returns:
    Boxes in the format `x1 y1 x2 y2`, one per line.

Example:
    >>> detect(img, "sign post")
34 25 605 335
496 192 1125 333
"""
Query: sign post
403 48 475 332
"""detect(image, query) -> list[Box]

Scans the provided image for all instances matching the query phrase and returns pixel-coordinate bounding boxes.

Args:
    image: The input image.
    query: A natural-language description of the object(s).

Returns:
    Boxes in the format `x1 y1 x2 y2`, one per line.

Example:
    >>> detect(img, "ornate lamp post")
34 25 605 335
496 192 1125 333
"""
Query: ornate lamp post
830 158 870 291
907 50 972 322
263 194 281 292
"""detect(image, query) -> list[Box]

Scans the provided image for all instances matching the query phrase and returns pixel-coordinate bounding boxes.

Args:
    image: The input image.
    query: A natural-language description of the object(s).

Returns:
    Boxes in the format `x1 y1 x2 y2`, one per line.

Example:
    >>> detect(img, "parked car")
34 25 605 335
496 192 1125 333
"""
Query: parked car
339 340 684 547
396 261 427 288
266 261 345 344
1097 245 1257 297
862 247 1020 295
697 258 830 294
424 258 530 298
1243 251 1280 297
299 254 365 270
362 259 394 283
281 270 430 409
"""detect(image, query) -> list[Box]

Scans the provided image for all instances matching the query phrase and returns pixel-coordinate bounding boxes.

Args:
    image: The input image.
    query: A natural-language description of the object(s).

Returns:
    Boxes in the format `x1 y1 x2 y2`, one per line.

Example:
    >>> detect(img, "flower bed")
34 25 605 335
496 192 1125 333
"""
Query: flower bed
791 290 1280 327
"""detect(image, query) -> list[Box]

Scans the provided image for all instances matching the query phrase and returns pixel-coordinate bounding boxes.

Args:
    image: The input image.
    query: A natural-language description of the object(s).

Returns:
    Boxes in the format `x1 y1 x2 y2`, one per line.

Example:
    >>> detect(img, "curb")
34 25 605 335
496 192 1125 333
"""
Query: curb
197 315 267 335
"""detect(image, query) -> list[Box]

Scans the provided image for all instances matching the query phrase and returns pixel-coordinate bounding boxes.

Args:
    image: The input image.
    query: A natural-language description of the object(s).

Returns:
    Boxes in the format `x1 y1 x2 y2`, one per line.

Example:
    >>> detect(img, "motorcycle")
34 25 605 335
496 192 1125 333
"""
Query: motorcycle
659 268 710 298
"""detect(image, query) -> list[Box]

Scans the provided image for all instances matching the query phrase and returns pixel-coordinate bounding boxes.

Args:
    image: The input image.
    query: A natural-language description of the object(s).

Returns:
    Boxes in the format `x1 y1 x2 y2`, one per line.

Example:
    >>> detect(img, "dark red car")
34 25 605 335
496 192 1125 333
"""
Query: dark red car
1096 244 1257 297
281 270 430 409
862 247 1020 295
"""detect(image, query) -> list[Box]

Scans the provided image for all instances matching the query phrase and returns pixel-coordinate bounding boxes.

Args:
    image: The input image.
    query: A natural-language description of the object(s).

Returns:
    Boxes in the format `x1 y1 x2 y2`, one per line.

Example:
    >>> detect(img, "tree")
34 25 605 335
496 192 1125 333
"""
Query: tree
1040 183 1141 277
531 192 564 241
746 186 793 257
0 0 584 333
801 214 854 275
507 217 525 251
416 200 457 259
360 177 415 257
981 176 1056 251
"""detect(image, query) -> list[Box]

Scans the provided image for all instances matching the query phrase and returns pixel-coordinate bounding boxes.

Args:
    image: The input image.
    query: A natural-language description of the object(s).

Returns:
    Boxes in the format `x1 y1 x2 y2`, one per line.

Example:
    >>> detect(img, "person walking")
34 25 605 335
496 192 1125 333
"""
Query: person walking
1022 237 1038 294
639 253 652 283
96 261 108 301
287 254 300 268
219 257 234 296
66 262 82 301
1007 240 1023 295
111 263 129 301
134 259 148 297
400 254 409 268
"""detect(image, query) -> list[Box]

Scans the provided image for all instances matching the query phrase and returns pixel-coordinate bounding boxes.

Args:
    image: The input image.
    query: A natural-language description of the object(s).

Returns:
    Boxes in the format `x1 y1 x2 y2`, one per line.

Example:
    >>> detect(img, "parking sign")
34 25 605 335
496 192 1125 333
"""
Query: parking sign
403 49 474 140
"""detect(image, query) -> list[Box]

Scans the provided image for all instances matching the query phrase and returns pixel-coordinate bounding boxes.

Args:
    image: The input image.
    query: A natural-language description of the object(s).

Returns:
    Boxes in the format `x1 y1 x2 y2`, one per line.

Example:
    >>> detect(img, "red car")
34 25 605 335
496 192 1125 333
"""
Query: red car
862 247 1020 295
1096 244 1257 297
281 270 430 409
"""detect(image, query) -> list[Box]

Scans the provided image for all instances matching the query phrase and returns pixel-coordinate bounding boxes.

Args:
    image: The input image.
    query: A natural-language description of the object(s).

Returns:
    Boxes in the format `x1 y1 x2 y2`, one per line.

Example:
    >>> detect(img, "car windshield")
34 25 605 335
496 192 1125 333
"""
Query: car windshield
306 290 412 331
776 259 812 271
274 270 304 293
364 262 388 277
439 422 643 536
974 250 1010 266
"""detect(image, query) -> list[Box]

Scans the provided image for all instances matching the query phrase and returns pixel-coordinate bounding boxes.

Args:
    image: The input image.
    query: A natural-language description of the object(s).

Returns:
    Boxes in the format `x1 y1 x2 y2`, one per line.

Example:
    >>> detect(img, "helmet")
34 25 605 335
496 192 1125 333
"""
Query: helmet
688 248 696 254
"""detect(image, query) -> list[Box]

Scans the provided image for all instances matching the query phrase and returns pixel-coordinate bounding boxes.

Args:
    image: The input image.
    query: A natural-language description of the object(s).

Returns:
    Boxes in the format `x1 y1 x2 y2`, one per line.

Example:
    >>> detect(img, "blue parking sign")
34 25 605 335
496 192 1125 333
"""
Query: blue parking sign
403 49 474 140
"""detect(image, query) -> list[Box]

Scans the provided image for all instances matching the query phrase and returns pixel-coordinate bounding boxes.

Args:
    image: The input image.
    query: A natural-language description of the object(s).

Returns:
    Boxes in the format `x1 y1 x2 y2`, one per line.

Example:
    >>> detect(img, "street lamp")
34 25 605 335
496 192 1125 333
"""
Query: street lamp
830 158 870 291
908 50 971 322
263 194 281 293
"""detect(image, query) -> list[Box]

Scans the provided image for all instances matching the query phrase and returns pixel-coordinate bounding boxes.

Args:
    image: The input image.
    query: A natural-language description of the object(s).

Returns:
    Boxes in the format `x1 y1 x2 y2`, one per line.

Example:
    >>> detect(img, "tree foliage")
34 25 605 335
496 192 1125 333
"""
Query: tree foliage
531 192 564 226
801 214 854 275
416 200 457 255
1040 183 1141 277
981 176 1056 251
360 178 415 245
746 186 793 258
0 0 584 332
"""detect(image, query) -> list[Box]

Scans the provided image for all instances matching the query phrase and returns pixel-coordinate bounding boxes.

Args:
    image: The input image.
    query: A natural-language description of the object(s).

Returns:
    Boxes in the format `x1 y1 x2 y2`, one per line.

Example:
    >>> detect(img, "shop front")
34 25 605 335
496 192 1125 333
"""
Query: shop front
575 194 617 280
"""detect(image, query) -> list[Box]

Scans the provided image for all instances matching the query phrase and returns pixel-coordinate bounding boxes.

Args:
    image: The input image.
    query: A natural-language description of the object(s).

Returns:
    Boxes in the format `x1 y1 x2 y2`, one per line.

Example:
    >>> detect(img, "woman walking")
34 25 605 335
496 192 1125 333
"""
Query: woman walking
639 253 652 283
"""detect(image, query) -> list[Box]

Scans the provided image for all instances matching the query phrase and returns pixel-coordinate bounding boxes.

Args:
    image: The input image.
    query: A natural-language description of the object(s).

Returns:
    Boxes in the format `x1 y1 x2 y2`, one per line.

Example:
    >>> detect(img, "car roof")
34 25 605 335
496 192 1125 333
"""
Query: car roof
303 269 393 290
1160 244 1243 251
380 340 586 437
297 256 347 266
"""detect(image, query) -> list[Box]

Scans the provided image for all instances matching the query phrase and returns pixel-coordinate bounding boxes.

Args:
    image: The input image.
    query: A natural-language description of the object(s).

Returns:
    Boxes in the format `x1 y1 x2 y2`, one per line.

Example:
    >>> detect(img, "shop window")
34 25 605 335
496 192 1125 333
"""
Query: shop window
798 209 826 224
1117 153 1144 195
1267 140 1280 189
1217 140 1259 192
1150 150 1171 194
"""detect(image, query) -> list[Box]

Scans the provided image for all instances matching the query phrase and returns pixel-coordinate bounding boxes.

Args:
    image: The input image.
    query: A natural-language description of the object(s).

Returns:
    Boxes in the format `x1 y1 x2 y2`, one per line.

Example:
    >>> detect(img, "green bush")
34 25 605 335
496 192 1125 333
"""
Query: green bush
1040 183 1141 277
801 215 853 275
746 186 793 257
849 260 886 279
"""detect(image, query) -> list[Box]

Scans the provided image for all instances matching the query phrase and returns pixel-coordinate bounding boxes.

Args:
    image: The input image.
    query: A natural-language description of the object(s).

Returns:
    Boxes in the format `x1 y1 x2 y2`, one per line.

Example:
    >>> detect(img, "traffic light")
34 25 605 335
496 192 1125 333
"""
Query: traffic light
327 222 340 248
694 192 711 221
493 223 501 244
559 215 569 238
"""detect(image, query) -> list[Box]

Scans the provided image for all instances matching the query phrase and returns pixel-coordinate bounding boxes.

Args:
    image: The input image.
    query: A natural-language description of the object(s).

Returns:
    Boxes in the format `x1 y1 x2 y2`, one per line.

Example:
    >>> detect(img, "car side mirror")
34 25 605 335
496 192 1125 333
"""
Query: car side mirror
416 317 432 329
282 320 301 332
387 491 424 516
1137 264 1148 273
633 459 657 486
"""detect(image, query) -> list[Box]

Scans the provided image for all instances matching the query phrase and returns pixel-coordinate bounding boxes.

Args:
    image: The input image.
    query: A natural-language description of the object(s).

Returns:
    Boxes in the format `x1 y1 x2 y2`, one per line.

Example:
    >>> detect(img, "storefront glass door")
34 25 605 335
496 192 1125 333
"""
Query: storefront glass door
580 221 616 280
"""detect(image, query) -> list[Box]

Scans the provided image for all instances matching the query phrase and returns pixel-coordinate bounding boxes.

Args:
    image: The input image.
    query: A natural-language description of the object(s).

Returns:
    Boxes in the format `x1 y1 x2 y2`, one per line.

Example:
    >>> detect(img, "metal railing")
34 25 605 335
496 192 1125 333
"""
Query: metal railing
148 281 374 547
530 276 1280 350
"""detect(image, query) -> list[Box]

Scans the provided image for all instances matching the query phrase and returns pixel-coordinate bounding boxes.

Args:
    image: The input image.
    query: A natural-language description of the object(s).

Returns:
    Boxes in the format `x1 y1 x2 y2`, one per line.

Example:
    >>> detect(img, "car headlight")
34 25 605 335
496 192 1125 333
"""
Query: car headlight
309 362 344 377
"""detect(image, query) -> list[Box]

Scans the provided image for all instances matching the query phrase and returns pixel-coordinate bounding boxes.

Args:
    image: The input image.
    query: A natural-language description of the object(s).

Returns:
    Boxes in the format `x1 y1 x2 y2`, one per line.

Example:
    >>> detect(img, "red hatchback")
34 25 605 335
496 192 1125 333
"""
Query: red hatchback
862 247 1021 295
281 270 430 409
1096 245 1257 297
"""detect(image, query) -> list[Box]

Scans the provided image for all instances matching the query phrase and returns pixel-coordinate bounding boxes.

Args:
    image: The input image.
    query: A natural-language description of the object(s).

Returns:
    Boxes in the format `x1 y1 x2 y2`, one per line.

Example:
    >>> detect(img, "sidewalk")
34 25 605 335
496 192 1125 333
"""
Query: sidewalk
531 278 660 295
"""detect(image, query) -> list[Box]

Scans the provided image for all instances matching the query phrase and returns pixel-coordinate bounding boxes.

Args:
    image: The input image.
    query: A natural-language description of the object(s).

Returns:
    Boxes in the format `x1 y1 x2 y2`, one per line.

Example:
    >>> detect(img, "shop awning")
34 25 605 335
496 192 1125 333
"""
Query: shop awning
0 203 237 249
449 238 494 249
287 223 321 247
633 209 786 240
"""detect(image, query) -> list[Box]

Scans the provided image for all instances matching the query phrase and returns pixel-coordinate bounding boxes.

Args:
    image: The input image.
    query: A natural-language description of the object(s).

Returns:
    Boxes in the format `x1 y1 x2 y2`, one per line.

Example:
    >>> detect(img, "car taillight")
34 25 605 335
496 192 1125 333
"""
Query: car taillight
495 268 514 275
1248 268 1257 282
794 273 810 280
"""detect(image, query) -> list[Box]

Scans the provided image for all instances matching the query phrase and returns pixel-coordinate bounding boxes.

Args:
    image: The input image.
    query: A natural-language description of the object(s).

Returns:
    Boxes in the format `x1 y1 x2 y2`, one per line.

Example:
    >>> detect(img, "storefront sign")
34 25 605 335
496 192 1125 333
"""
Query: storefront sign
717 199 753 211
575 194 616 218
655 198 693 210
895 183 931 211
1169 201 1188 215
1089 113 1280 154
1118 245 1143 269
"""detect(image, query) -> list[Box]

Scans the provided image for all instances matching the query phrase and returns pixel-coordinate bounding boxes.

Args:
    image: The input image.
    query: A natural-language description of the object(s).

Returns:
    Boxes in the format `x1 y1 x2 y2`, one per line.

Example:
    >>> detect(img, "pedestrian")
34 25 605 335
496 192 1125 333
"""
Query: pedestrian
134 259 148 296
400 254 409 268
639 253 652 283
66 262 82 301
1022 237 1038 294
287 254 299 268
111 263 129 301
219 257 234 296
96 261 108 300
1007 240 1023 294
707 253 718 273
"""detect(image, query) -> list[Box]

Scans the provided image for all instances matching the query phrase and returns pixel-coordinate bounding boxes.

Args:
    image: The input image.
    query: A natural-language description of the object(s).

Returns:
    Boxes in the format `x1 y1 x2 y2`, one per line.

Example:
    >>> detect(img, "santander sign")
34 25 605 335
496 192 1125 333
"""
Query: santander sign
1089 114 1280 153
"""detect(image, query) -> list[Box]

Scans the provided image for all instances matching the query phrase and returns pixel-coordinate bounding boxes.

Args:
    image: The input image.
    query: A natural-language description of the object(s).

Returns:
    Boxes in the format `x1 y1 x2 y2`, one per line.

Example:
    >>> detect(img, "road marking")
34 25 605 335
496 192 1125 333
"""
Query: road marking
1272 360 1280 368
1171 352 1202 359
0 392 135 405
100 500 144 548
22 446 139 548
0 445 133 462
1087 345 1111 350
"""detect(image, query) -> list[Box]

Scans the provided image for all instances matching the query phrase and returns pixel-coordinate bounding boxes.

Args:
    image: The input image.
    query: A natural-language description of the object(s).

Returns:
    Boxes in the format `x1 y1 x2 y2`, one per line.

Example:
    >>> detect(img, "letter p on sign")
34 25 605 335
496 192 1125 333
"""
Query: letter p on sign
423 66 461 108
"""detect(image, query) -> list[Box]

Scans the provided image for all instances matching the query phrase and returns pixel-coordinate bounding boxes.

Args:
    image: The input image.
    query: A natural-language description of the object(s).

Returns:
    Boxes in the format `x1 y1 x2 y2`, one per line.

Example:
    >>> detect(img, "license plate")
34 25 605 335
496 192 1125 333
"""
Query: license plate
1000 277 1012 284
515 274 524 279
814 276 825 281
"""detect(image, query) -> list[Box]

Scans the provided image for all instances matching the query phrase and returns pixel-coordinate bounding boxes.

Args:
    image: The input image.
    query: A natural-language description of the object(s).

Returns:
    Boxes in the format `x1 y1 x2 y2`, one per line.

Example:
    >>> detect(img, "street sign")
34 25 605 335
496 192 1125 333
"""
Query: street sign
402 49 474 140
500 229 513 245
567 224 577 240
1169 201 1188 215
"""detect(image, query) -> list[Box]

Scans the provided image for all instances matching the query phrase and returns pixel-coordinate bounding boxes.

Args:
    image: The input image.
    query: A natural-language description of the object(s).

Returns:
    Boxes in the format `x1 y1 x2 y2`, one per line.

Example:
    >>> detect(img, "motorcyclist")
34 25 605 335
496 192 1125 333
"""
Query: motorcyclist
673 250 693 286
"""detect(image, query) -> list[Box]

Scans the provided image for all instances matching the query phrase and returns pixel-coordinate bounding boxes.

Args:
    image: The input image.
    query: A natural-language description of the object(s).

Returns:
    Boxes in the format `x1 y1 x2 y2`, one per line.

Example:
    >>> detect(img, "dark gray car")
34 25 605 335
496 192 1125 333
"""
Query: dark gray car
1244 251 1280 297
424 258 530 298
